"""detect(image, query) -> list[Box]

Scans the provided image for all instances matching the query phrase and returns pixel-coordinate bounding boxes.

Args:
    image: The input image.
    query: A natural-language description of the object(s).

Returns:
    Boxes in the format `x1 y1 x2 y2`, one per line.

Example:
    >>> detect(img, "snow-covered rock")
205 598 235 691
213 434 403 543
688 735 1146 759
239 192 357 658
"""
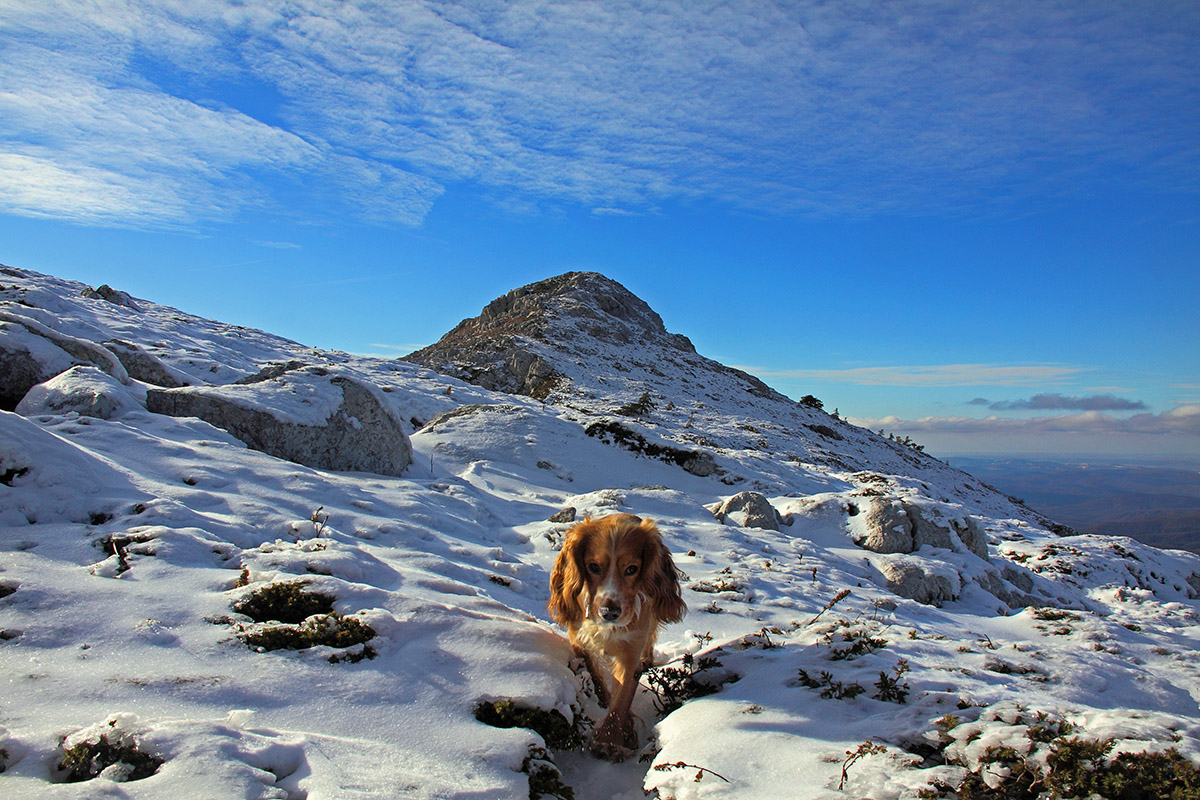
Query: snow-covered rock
709 491 782 531
16 365 141 420
146 365 413 476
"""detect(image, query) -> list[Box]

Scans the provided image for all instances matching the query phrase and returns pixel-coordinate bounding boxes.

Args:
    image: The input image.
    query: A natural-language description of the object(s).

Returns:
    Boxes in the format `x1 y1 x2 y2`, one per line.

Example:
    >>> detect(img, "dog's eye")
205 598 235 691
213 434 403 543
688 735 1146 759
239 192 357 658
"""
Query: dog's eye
624 565 639 576
587 562 602 575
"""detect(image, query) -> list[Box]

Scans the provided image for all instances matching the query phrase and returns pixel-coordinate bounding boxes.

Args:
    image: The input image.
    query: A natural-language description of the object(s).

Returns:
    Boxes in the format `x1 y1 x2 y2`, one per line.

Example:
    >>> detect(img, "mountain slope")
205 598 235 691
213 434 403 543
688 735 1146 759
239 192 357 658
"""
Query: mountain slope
1 264 1199 800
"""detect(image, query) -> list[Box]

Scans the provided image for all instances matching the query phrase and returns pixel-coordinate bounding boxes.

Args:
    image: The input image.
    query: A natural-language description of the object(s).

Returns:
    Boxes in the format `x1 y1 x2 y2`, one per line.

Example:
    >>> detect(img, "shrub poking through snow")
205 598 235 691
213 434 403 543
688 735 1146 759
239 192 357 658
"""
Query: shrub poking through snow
473 700 582 750
796 669 865 700
823 618 889 661
840 741 888 791
642 652 732 715
57 718 163 783
872 660 911 704
233 581 335 623
920 739 1200 799
652 761 731 784
522 745 574 800
917 708 1200 799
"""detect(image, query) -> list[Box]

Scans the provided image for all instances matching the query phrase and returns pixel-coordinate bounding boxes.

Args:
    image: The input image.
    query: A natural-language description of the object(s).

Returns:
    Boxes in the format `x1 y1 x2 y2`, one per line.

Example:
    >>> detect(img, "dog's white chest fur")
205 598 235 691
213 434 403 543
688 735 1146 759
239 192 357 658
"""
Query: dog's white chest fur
576 618 641 659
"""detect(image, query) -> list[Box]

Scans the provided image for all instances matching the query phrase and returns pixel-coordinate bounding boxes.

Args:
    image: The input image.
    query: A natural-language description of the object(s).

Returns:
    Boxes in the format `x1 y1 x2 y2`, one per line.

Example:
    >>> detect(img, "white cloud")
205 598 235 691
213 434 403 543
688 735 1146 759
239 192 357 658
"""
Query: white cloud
744 363 1086 387
850 405 1200 437
1 0 1196 226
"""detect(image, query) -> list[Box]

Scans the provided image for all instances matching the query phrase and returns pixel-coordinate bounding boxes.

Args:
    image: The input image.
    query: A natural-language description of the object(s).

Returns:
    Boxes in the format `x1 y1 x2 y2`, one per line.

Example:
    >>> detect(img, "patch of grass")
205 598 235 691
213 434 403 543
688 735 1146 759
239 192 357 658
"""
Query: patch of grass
474 700 582 750
233 581 335 623
57 727 163 783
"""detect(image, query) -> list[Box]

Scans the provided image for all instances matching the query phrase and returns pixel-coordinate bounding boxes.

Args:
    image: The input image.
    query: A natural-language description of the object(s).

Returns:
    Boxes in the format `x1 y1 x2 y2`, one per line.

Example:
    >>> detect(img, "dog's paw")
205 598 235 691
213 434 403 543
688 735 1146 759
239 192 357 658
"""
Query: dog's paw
590 738 635 762
591 715 638 762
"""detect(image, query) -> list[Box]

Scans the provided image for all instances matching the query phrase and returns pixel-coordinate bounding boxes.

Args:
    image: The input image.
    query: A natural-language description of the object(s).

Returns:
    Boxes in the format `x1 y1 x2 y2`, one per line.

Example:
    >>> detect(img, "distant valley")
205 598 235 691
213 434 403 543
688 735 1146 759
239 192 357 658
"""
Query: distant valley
948 456 1200 553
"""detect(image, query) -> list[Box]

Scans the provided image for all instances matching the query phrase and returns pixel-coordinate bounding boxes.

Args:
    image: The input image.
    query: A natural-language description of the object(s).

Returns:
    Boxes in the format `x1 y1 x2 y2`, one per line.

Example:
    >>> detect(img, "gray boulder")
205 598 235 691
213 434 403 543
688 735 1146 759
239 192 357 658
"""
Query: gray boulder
17 366 141 420
146 366 412 476
854 497 913 553
878 558 957 606
853 497 989 560
709 491 781 531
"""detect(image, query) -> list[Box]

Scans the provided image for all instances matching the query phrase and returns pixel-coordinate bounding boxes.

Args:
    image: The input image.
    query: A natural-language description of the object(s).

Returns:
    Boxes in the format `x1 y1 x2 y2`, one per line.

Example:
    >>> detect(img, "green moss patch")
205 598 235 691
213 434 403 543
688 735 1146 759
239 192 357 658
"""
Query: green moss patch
233 580 335 623
238 613 375 658
474 700 581 750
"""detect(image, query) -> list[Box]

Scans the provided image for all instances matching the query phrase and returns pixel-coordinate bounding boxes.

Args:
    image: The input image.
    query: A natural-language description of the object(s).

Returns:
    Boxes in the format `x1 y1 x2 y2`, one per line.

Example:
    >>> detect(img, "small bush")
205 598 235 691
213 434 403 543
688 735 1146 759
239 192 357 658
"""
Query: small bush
643 653 732 715
474 700 582 750
615 392 655 417
234 581 335 623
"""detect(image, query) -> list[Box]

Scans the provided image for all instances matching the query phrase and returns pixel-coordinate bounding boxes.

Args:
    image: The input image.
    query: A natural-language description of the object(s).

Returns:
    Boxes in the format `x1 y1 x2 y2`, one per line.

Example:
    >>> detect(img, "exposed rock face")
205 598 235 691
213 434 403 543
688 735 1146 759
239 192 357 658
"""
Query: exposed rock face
709 491 781 531
17 366 141 420
146 366 412 476
0 312 129 410
852 496 989 560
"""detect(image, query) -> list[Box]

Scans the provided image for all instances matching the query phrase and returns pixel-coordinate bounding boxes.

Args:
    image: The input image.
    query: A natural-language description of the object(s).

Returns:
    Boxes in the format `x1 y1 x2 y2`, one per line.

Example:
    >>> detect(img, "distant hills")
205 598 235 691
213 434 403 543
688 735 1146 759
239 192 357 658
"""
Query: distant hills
949 457 1200 553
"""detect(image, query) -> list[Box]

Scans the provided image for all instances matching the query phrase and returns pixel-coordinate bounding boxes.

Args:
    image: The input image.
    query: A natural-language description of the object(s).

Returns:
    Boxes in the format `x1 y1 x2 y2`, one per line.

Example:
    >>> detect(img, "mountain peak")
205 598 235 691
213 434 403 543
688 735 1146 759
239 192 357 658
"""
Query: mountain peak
404 272 697 397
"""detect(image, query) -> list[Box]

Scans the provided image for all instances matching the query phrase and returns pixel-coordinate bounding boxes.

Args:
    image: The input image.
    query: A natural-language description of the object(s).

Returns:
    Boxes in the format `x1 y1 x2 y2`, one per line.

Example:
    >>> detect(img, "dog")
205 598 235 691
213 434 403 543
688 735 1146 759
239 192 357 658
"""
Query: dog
548 513 686 760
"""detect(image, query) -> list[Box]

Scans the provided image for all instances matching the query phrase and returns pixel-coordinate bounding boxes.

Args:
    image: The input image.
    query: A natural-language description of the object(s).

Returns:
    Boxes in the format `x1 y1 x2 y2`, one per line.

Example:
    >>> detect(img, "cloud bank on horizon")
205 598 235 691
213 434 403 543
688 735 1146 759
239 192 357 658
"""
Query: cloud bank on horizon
1 0 1197 227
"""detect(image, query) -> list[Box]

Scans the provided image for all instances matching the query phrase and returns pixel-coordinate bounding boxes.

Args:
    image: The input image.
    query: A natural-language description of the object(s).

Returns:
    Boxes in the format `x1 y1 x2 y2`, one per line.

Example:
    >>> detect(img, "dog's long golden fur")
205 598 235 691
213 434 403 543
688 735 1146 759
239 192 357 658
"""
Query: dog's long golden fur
548 513 685 759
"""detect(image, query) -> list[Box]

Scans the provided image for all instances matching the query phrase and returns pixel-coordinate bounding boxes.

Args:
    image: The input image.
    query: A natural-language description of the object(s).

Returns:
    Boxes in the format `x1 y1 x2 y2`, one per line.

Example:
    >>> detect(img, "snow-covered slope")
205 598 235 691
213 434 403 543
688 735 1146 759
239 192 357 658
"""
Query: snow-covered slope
2 265 1198 799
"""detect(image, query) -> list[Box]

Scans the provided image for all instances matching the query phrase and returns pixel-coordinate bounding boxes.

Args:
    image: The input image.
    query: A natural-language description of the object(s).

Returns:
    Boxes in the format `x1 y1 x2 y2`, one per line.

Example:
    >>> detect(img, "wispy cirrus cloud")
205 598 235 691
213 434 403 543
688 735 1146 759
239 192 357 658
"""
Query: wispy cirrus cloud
1 1 1196 227
745 363 1086 387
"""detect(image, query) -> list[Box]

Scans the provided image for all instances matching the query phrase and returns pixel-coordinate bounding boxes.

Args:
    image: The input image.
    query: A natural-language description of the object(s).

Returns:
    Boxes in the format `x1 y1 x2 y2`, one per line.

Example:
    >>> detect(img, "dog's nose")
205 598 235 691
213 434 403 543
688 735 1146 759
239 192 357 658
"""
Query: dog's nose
600 603 621 622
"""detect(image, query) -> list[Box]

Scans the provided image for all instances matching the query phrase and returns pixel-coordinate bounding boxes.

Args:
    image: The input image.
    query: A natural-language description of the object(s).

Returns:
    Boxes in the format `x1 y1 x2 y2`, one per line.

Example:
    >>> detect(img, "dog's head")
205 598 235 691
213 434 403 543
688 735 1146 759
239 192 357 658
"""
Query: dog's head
548 513 686 629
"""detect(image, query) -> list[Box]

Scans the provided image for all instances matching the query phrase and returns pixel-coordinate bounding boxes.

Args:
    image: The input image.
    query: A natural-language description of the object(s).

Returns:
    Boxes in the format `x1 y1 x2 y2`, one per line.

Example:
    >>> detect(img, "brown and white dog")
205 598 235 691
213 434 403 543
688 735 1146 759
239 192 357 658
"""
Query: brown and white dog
548 514 686 759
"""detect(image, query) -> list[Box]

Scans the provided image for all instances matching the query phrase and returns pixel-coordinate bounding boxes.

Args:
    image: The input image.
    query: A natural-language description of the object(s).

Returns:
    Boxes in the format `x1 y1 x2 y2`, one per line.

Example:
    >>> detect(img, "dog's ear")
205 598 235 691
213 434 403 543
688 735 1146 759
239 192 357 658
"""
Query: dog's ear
548 523 588 628
640 519 686 624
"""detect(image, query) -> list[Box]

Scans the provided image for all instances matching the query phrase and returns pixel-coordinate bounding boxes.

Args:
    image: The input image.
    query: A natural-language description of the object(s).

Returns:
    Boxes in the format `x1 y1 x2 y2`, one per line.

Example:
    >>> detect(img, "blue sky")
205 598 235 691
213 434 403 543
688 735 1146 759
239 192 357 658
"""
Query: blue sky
1 0 1197 460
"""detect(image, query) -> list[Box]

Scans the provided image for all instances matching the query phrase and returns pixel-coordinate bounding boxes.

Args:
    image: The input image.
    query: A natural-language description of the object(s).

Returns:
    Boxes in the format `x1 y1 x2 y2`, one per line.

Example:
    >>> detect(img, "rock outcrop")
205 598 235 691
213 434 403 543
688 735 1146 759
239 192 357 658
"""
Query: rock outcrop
851 496 989 560
147 366 412 476
0 311 129 410
709 491 783 531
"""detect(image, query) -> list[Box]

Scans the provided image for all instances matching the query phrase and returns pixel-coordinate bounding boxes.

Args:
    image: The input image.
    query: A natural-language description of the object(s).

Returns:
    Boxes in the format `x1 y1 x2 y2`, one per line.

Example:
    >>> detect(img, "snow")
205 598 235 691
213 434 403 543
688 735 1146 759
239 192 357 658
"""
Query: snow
1 264 1199 798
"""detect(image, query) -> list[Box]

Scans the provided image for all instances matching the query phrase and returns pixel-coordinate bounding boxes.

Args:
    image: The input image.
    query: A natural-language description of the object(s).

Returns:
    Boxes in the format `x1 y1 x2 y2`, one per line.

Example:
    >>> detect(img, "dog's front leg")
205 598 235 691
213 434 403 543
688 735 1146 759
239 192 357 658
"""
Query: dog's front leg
590 656 640 761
